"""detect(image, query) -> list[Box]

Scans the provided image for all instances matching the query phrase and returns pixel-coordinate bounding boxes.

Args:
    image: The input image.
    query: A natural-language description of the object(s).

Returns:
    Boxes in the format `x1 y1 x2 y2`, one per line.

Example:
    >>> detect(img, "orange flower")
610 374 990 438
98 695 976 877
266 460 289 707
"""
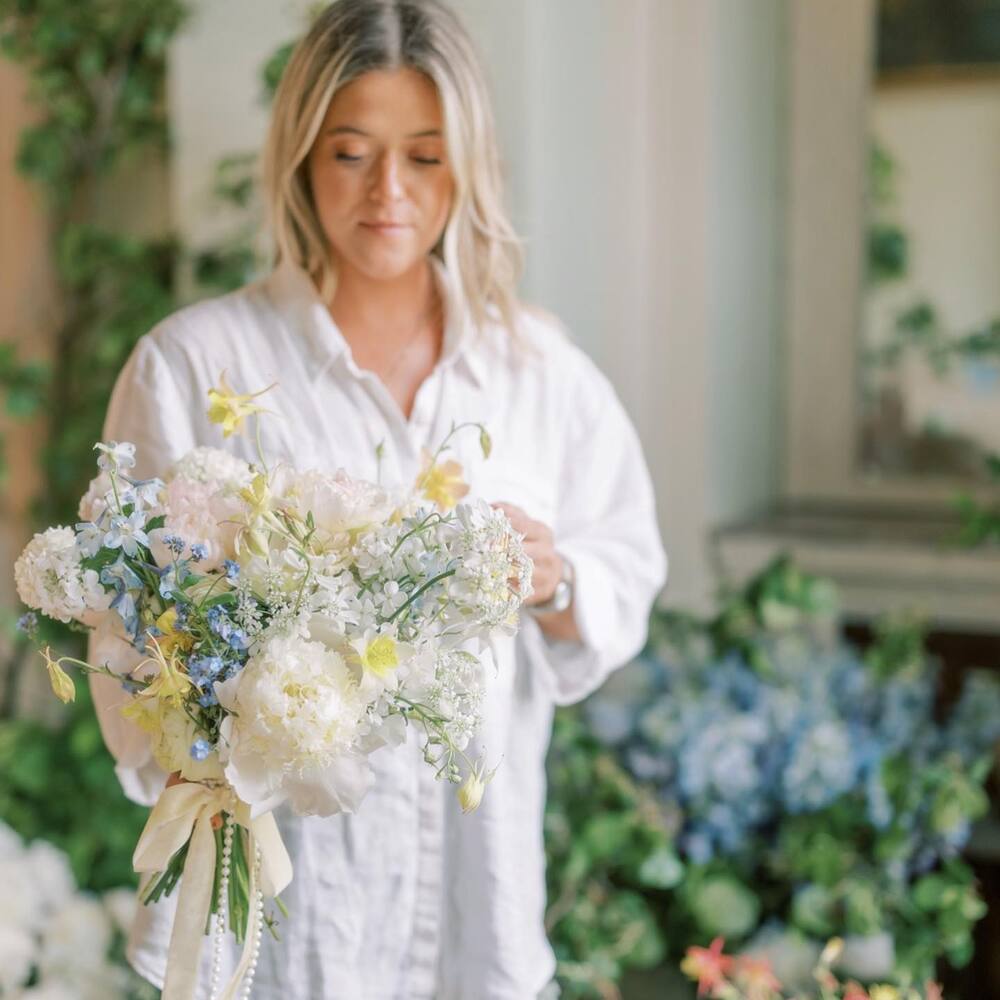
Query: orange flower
843 982 869 1000
681 938 733 996
733 954 782 1000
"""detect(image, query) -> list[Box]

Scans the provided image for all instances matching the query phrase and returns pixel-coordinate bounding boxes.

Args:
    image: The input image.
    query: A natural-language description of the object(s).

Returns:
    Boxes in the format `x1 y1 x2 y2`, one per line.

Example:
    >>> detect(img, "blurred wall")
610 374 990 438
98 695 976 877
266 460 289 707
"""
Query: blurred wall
168 0 788 612
0 61 56 621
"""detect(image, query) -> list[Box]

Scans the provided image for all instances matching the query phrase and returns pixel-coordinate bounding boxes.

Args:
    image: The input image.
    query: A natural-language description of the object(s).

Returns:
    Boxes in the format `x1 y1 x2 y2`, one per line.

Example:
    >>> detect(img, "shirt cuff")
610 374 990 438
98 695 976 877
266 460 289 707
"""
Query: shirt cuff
521 543 622 707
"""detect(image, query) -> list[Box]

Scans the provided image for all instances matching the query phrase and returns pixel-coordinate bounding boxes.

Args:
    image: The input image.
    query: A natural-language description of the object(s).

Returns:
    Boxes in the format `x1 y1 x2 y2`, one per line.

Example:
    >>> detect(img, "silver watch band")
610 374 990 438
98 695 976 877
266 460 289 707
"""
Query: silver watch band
527 555 574 614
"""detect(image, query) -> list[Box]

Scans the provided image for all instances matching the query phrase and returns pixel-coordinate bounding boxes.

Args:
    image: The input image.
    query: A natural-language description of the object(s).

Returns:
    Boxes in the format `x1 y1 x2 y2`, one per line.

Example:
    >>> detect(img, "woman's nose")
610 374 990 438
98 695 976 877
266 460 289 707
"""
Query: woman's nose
369 152 404 204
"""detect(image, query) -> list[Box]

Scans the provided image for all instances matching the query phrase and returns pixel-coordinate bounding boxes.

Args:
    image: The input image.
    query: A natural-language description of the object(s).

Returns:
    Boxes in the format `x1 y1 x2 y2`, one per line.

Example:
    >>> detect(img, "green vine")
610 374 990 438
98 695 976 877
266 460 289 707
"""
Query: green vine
0 0 190 889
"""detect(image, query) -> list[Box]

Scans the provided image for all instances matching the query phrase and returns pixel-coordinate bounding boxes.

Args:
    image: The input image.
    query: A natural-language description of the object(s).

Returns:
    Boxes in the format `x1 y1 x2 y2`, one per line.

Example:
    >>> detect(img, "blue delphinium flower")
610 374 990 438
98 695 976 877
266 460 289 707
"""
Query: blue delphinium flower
119 474 164 510
190 739 213 761
94 440 136 472
157 560 193 600
103 510 150 558
100 558 144 638
223 559 240 581
74 521 105 558
190 542 208 562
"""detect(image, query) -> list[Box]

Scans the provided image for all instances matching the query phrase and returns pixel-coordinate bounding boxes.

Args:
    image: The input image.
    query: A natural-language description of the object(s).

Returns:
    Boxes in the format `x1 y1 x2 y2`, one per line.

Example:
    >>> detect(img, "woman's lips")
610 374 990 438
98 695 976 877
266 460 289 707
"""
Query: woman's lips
361 222 411 235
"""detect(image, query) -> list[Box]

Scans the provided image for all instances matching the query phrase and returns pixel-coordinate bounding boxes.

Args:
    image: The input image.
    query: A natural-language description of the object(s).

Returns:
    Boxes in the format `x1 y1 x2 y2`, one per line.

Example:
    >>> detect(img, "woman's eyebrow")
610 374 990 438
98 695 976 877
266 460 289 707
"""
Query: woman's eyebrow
325 125 443 138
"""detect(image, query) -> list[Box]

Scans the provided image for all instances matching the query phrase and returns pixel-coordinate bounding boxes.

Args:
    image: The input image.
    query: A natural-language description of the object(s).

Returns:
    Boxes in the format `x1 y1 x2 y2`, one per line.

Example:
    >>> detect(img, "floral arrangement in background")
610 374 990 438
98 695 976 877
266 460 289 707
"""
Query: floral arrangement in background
0 819 155 1000
546 557 1000 998
13 373 530 998
681 936 942 1000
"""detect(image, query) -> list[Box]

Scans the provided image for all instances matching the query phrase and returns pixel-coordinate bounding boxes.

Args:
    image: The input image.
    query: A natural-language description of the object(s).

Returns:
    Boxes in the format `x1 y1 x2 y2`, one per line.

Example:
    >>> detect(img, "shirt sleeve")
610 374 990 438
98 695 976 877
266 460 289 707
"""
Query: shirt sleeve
522 353 668 707
87 332 197 807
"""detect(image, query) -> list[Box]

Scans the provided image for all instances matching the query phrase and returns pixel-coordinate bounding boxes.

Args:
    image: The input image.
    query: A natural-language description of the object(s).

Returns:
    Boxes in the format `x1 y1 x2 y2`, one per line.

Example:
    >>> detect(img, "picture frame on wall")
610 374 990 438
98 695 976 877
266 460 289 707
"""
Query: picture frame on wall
878 0 1000 79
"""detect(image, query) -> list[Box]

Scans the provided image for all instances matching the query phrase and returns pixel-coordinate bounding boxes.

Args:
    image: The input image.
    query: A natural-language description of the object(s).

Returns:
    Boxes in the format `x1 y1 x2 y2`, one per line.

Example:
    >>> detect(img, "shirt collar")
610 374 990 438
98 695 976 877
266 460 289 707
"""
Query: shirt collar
263 255 489 390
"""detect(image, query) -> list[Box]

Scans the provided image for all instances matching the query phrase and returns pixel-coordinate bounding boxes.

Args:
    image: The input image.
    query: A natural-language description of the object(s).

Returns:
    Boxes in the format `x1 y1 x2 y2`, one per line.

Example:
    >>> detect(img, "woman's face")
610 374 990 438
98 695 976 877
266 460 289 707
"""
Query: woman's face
306 67 455 283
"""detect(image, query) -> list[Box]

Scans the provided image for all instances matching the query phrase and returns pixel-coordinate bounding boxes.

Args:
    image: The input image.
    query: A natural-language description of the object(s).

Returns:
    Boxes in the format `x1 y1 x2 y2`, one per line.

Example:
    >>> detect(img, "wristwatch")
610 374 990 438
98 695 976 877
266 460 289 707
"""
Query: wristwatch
528 555 574 615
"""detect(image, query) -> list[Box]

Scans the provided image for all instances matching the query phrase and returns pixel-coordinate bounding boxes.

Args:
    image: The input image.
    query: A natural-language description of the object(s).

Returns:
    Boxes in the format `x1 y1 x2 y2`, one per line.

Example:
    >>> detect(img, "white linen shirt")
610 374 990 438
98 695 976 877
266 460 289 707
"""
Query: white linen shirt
88 255 668 1000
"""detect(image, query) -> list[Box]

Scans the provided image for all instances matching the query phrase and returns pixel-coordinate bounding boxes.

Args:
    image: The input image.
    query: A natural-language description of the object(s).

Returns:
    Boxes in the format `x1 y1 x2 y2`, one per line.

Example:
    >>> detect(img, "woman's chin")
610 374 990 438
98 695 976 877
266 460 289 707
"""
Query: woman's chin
336 243 430 283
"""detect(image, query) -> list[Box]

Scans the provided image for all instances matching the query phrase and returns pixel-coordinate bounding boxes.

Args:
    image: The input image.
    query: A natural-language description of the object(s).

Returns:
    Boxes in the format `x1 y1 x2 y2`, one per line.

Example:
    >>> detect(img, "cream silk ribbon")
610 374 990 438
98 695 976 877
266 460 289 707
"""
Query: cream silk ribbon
133 783 293 1000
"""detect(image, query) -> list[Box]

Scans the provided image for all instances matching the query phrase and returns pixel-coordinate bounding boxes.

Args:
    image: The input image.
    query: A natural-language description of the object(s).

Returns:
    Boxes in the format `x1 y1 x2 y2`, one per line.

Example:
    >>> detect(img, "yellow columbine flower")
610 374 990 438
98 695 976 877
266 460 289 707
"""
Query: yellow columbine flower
870 988 900 1000
457 770 485 814
457 760 499 814
819 937 844 966
120 694 162 732
207 370 276 438
41 646 76 704
141 642 193 705
415 446 470 512
152 608 194 656
360 636 400 679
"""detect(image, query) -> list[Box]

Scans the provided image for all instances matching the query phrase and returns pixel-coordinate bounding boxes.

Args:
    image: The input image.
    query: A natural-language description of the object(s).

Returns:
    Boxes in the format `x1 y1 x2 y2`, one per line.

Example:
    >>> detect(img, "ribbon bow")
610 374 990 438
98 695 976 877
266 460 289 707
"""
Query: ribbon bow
133 783 293 1000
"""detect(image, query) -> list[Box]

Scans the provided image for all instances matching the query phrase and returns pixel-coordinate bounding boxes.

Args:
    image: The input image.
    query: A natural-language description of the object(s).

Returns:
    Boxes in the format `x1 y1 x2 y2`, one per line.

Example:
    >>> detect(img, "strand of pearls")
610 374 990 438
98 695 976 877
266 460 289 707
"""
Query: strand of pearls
209 812 234 1000
240 843 264 1000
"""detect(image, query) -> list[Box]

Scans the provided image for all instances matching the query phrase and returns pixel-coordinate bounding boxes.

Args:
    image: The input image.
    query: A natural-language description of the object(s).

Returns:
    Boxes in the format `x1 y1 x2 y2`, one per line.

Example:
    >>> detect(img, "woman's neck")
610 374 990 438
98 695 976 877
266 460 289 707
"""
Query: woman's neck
328 257 438 341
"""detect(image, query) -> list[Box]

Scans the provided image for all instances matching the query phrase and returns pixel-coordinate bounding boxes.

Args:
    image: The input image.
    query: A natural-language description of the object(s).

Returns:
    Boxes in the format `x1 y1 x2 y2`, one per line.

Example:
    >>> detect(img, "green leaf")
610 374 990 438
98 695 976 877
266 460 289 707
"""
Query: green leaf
636 846 683 890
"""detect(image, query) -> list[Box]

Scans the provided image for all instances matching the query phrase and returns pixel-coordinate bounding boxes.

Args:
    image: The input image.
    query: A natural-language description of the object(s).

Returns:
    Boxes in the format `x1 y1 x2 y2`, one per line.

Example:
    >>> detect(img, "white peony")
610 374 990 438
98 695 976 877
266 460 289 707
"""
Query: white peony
14 526 112 624
215 633 373 818
148 474 244 572
77 471 114 522
284 467 400 548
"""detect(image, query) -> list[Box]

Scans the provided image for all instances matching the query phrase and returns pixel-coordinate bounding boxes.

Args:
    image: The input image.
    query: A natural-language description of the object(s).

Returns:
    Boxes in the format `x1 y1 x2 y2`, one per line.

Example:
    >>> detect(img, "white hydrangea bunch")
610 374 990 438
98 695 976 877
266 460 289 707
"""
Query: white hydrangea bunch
0 821 139 1000
170 445 253 486
13 526 111 625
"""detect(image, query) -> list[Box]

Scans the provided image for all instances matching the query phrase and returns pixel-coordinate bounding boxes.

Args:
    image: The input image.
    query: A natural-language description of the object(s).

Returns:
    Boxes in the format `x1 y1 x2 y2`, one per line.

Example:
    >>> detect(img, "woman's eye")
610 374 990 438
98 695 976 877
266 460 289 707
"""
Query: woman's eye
335 152 364 162
412 156 442 166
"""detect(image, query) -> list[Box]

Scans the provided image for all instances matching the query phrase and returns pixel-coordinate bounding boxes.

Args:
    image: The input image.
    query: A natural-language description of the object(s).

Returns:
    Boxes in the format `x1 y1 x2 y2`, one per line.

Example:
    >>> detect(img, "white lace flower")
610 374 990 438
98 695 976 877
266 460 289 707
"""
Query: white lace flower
14 527 112 624
215 633 373 818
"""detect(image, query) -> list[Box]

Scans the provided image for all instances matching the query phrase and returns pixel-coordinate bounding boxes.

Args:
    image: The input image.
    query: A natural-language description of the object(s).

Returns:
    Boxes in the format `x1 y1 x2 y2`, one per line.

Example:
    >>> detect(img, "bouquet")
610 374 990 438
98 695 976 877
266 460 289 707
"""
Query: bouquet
14 371 533 999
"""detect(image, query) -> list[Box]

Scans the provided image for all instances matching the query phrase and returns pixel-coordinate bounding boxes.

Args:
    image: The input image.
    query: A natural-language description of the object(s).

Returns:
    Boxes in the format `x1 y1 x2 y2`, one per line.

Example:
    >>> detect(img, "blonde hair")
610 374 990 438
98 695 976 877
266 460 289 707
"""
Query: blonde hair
262 0 532 353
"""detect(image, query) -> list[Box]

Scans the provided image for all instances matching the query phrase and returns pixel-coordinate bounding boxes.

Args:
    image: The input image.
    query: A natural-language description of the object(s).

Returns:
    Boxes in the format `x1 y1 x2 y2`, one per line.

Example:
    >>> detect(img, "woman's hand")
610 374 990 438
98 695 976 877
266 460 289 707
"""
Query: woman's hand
490 501 581 642
490 501 561 605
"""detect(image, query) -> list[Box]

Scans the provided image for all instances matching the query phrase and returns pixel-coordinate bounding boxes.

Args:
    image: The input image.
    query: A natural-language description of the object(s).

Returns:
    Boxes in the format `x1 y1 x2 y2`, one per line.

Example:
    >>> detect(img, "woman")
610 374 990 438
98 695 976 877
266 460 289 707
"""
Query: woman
89 1 668 997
